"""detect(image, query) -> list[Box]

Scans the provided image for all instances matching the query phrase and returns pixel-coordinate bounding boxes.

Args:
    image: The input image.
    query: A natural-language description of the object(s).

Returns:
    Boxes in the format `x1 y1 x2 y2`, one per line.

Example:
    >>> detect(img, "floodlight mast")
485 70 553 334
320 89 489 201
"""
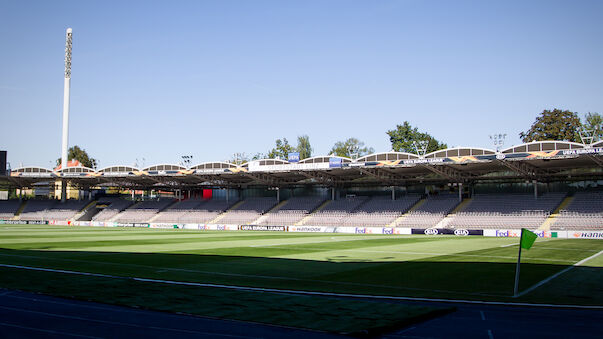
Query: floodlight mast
60 28 72 201
61 28 73 170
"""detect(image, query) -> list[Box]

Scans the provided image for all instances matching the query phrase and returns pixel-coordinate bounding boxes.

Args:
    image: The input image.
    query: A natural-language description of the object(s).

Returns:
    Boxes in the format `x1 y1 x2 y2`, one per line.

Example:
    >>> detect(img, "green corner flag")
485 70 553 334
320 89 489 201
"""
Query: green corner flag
520 228 538 250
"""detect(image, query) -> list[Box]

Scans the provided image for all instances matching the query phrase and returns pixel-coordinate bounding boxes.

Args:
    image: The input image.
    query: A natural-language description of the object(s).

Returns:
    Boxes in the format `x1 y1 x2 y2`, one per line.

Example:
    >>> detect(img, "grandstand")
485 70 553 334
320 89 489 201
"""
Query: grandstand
218 197 278 225
394 193 460 228
91 198 133 221
2 140 602 230
0 200 21 219
113 199 174 223
153 199 236 223
446 193 566 229
258 196 324 225
18 199 88 221
551 191 603 230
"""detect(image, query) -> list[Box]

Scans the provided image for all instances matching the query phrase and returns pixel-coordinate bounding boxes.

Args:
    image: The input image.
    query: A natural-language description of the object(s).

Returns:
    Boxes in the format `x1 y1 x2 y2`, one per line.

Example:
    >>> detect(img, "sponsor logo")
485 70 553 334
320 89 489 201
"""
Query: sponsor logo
240 225 286 231
355 228 366 234
424 228 438 235
495 230 508 237
293 227 324 232
572 232 603 239
454 229 469 236
382 228 394 235
496 153 506 160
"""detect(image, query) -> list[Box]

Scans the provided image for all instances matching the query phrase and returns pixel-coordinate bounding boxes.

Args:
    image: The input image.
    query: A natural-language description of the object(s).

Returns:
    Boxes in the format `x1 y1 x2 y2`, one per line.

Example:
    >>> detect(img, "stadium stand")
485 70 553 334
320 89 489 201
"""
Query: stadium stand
113 199 174 223
91 198 134 221
301 196 369 226
446 193 566 229
395 193 460 228
0 200 21 219
153 199 236 223
259 196 325 225
551 191 603 230
18 199 88 221
340 195 421 227
218 197 279 225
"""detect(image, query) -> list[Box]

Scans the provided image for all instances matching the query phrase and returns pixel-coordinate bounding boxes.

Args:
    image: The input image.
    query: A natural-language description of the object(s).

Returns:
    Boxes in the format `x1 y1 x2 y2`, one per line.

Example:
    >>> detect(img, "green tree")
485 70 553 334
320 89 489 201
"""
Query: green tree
582 112 603 142
520 109 582 143
55 145 98 169
386 121 447 154
296 135 313 160
267 138 295 159
329 138 374 158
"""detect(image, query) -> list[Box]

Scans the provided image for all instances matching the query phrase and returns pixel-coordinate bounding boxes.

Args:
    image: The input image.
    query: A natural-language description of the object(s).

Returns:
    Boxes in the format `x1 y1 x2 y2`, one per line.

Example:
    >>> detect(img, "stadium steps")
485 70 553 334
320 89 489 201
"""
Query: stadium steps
11 200 28 220
435 198 471 229
147 200 179 223
209 200 246 224
388 198 426 227
108 201 142 222
296 200 332 225
539 195 574 231
73 200 98 221
251 199 288 225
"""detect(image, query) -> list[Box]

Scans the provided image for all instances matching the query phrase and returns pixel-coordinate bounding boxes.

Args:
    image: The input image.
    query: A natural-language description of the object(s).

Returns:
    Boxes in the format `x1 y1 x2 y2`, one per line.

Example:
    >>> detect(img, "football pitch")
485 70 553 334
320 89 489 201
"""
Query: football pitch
0 225 602 334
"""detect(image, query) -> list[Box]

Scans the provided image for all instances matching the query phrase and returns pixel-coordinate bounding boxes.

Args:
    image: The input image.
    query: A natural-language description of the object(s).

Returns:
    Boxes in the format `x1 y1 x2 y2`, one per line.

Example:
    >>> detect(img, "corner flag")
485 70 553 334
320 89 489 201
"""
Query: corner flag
520 228 538 250
514 228 538 297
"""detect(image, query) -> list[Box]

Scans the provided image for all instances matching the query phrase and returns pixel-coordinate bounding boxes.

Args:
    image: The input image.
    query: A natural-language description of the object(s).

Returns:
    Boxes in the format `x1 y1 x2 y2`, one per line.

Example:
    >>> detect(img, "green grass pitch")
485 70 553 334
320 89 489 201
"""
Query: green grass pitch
0 225 601 333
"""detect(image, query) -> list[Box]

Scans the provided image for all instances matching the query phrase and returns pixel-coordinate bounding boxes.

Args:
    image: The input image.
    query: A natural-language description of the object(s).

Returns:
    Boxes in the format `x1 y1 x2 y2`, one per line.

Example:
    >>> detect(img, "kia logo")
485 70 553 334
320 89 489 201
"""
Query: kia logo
424 228 438 235
454 229 469 236
496 153 506 160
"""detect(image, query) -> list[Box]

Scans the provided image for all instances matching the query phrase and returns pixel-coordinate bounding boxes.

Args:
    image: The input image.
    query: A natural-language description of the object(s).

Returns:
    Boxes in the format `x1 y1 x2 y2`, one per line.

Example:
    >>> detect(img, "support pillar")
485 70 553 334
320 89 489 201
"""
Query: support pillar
276 188 280 202
458 183 463 202
533 180 538 199
61 180 67 202
331 187 335 201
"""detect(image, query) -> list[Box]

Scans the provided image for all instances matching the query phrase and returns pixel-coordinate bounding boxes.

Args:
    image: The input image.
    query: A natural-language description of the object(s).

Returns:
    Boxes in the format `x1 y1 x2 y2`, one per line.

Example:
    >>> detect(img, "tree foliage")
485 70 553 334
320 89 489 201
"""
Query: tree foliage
583 112 603 142
55 145 97 169
329 138 374 158
386 121 447 154
267 138 295 159
519 109 582 143
296 135 313 160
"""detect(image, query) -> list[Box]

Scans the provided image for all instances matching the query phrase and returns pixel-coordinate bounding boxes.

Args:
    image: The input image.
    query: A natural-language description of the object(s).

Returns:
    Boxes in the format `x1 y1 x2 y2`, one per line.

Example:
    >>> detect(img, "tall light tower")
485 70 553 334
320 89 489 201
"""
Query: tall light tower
60 28 73 201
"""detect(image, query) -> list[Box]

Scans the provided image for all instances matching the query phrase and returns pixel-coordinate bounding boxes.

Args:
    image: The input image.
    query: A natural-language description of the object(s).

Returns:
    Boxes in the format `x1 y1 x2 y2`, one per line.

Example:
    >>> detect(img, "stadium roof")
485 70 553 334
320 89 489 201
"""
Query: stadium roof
9 141 603 189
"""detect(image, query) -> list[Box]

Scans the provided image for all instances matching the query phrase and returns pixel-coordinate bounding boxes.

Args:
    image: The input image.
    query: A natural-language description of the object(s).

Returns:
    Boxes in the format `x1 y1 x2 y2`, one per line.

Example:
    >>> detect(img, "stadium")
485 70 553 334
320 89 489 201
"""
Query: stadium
2 2 603 338
1 138 602 337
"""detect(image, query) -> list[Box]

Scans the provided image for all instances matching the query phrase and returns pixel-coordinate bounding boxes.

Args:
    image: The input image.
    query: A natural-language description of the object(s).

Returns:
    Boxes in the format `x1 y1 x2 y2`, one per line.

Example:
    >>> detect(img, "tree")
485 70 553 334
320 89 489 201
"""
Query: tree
55 145 98 169
582 112 603 142
386 121 447 154
329 138 374 158
229 152 249 165
519 109 582 143
267 138 295 159
296 135 313 160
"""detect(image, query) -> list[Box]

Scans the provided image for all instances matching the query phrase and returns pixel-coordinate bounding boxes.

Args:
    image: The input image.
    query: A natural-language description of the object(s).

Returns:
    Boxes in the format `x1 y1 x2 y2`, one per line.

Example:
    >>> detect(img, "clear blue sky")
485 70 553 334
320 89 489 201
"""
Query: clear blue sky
1 0 602 169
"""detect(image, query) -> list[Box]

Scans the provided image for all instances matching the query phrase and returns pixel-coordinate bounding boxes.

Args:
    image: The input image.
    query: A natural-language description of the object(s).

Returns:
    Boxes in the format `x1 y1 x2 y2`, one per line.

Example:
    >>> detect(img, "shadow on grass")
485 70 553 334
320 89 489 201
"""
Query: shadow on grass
0 248 600 334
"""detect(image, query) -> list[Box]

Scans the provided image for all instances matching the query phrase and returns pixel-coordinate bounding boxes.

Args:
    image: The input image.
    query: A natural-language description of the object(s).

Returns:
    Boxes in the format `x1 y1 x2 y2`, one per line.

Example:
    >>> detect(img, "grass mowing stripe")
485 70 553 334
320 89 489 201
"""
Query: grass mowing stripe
0 252 502 297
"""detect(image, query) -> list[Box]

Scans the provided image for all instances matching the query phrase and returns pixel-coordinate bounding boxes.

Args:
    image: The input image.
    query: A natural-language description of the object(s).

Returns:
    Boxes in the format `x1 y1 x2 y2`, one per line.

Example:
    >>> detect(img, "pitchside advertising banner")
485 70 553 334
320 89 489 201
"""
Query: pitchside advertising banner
411 228 484 236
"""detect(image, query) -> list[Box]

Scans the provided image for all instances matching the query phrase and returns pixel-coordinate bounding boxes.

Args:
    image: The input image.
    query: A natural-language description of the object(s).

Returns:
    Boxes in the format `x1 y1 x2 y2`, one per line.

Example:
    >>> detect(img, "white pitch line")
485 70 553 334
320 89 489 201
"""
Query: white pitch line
516 250 603 298
1 263 601 310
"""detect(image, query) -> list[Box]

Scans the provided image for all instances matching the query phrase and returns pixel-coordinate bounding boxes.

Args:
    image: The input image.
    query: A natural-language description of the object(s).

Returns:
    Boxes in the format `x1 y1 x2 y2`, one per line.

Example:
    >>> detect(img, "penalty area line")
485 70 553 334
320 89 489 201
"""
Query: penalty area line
0 263 601 310
516 250 603 298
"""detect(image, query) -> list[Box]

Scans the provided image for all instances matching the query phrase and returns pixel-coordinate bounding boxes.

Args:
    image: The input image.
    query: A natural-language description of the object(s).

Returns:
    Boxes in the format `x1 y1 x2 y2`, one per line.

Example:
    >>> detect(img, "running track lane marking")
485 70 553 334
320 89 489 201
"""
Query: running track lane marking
0 321 102 339
516 249 603 298
1 263 602 310
0 305 255 338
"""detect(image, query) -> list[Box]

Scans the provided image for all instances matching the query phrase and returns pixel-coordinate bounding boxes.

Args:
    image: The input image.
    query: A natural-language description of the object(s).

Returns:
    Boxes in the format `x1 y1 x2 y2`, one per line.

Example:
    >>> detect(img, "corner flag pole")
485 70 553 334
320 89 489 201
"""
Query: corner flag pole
513 229 524 297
